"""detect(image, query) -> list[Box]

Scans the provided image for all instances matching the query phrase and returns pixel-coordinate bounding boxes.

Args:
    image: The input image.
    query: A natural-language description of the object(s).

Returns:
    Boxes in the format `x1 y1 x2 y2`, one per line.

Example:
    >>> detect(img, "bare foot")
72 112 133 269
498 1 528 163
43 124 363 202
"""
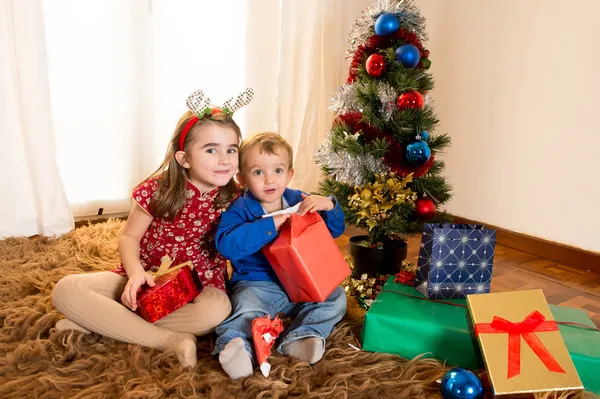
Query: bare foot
219 338 253 379
55 319 91 334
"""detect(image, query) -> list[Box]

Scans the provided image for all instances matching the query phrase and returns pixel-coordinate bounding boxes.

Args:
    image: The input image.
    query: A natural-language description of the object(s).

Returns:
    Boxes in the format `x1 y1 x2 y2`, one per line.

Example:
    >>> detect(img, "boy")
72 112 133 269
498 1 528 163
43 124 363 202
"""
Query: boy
213 132 346 379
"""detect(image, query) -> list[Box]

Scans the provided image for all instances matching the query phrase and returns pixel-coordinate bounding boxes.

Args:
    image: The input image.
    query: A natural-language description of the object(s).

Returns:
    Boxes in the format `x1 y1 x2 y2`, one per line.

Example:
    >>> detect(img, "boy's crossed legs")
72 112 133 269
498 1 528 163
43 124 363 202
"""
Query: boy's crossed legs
213 280 347 379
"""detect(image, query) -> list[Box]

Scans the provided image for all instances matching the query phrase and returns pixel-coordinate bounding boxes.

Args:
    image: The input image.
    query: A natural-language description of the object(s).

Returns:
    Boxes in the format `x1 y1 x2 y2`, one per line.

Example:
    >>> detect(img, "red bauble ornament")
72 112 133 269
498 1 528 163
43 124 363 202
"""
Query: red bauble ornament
397 91 424 110
415 197 436 221
366 54 386 77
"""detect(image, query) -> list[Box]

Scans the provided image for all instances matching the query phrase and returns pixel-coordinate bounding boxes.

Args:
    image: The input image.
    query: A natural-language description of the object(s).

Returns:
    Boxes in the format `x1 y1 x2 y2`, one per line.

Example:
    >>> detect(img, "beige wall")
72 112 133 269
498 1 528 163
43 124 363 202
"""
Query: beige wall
417 0 600 253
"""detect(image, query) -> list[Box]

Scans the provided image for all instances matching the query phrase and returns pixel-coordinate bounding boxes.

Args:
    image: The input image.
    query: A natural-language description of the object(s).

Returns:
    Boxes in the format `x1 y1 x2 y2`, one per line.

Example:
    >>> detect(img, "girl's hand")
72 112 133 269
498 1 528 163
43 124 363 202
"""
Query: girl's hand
121 270 155 311
273 213 292 231
298 193 334 216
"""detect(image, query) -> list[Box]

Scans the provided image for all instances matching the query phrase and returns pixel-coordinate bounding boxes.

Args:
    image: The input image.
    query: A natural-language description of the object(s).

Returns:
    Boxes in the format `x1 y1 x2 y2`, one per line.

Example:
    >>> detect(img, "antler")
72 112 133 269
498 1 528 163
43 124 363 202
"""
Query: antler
222 88 255 115
186 90 212 118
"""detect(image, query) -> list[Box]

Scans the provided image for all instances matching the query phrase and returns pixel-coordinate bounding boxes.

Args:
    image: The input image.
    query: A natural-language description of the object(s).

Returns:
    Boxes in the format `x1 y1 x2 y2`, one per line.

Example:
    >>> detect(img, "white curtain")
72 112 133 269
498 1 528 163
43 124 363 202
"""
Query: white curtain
1 0 370 238
0 0 73 238
244 0 372 192
42 0 247 217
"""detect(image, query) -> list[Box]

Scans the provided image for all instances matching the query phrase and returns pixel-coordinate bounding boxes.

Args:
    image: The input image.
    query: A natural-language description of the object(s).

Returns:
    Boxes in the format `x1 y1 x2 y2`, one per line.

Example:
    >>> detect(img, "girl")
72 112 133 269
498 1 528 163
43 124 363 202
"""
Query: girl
52 89 253 368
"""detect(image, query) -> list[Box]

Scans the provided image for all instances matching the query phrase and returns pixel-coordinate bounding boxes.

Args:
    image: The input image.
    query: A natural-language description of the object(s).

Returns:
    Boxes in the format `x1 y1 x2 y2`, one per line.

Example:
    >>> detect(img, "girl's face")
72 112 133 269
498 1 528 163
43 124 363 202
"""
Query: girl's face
177 124 239 193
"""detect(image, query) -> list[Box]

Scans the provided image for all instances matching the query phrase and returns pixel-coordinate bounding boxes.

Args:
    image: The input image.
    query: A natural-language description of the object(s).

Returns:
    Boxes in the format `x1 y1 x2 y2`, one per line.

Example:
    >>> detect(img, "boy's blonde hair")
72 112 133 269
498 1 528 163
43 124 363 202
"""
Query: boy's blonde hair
239 132 294 174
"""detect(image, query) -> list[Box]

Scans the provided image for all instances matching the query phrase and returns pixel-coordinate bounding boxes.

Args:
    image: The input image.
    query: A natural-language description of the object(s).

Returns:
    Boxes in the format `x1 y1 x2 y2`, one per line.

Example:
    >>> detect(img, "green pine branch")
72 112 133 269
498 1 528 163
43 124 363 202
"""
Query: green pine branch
427 133 451 152
410 174 453 203
318 34 455 244
426 159 445 175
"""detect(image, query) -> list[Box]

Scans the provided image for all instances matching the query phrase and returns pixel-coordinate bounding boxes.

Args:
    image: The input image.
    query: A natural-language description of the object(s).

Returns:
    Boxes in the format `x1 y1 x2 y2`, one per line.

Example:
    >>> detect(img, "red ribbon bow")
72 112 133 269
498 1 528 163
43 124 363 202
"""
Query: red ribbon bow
475 310 566 379
394 270 416 286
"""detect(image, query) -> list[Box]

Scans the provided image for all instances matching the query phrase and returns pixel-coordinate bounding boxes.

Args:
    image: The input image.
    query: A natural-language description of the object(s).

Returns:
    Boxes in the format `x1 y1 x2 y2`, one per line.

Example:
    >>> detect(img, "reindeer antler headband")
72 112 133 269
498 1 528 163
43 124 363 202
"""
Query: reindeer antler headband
179 88 254 151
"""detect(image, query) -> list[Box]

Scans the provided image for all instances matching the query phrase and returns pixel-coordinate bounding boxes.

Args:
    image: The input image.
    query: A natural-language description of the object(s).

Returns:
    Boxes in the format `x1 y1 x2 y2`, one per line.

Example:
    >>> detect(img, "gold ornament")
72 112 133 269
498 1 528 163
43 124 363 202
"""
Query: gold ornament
360 189 373 201
348 172 417 230
341 256 416 308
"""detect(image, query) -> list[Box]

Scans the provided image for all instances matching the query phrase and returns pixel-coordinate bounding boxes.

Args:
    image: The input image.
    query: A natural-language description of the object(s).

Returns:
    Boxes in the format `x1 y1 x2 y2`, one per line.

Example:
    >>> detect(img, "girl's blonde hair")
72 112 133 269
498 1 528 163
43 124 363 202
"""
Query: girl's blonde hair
141 110 241 219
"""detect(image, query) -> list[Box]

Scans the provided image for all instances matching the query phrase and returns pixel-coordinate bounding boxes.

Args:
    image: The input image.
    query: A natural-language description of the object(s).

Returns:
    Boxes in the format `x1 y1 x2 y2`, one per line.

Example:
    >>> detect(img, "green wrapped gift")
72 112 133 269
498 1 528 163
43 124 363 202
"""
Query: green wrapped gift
549 304 600 394
360 276 481 370
361 277 600 393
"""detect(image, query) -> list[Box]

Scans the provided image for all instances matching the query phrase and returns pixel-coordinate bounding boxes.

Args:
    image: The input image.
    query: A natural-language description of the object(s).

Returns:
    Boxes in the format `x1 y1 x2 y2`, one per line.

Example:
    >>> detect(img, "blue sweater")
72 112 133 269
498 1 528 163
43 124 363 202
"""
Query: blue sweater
215 188 345 284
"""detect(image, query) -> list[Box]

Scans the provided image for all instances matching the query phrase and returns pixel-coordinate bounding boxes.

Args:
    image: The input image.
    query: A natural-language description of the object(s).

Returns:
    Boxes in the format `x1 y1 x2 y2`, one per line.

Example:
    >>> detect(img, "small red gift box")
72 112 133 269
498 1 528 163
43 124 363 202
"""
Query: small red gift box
136 256 203 323
262 212 350 302
252 315 284 377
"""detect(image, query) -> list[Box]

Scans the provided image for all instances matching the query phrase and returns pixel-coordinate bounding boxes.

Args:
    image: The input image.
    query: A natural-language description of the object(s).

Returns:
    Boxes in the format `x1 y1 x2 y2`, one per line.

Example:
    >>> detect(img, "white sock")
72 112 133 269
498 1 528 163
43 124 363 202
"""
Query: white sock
219 338 253 379
282 337 324 364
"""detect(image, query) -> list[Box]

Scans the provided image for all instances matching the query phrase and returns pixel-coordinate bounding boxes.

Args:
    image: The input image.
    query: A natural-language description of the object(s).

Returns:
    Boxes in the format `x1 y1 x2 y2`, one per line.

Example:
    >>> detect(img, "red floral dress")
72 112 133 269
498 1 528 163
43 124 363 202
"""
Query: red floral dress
111 179 234 292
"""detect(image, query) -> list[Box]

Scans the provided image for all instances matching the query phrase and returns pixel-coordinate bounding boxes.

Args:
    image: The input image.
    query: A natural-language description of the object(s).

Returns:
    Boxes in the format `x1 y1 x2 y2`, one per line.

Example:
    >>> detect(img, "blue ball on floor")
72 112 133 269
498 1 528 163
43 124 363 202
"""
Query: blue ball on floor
441 368 484 399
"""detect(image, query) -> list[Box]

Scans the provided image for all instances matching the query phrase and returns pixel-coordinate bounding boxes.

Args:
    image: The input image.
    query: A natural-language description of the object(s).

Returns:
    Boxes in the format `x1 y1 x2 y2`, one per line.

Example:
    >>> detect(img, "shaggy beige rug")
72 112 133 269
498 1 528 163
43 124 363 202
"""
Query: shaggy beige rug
0 220 596 399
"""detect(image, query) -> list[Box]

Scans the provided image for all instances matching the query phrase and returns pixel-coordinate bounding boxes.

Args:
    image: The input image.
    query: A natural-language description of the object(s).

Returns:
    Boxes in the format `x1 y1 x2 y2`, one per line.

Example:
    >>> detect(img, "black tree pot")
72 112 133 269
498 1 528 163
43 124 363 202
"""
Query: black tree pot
348 235 408 278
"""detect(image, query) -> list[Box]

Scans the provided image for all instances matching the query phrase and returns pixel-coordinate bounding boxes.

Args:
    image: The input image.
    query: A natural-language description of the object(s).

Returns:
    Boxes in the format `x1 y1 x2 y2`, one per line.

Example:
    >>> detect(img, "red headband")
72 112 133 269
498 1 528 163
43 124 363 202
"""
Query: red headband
179 117 199 151
178 109 224 151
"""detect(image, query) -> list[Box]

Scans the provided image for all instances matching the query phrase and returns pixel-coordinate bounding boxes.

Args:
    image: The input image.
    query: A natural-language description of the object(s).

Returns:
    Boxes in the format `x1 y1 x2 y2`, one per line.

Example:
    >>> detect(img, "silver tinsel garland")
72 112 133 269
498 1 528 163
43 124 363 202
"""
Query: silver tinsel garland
347 0 428 55
315 133 387 187
328 84 361 115
377 82 398 121
329 81 399 122
423 93 433 107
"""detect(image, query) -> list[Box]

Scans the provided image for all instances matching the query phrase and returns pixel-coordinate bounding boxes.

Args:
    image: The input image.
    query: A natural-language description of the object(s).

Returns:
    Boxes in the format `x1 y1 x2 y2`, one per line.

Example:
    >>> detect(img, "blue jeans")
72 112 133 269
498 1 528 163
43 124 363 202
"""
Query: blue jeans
212 280 347 362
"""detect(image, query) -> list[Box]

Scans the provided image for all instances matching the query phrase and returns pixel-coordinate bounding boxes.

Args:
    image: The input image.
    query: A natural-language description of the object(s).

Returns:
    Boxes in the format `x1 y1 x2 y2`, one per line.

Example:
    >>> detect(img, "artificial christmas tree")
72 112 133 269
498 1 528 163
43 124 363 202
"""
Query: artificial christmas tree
316 0 452 276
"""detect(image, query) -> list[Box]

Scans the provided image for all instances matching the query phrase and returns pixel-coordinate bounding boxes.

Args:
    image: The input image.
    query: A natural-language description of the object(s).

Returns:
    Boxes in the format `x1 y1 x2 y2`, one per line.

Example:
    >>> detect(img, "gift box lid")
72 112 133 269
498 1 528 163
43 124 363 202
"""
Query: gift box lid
264 212 349 302
137 257 198 300
415 223 496 300
467 289 583 397
137 266 191 300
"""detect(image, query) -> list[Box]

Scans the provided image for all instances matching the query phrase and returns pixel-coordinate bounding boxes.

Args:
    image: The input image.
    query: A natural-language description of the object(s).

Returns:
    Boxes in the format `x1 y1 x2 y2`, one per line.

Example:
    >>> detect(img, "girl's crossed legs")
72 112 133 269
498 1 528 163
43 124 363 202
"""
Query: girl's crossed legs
52 271 231 367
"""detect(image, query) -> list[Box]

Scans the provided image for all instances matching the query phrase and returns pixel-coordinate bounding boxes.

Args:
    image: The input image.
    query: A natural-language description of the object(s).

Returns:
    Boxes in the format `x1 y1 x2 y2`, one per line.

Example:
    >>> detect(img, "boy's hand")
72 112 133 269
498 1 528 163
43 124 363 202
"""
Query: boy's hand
298 193 334 216
121 270 155 311
273 213 291 231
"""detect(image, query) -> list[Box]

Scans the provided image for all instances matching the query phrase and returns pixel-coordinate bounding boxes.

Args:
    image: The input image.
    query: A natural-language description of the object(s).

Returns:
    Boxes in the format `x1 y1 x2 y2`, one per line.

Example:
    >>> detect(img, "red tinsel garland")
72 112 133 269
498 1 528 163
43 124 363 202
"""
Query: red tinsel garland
388 151 435 179
347 29 429 83
347 44 369 84
334 112 434 178
368 28 423 52
335 112 381 142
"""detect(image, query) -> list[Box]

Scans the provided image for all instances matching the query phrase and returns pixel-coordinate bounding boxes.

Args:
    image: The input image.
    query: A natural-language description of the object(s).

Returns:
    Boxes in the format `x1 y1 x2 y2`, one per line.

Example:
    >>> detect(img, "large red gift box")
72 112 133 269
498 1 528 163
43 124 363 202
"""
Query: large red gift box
135 256 203 323
262 212 350 302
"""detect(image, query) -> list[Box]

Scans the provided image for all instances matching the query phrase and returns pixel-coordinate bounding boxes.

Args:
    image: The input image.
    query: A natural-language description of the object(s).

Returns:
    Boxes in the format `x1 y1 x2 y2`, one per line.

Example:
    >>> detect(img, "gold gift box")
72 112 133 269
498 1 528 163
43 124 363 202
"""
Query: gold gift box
466 289 583 397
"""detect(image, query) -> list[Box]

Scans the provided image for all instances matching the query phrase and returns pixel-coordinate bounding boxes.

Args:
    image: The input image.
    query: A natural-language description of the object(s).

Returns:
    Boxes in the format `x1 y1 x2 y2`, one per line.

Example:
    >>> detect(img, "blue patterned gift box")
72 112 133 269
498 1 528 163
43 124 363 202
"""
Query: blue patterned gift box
415 223 497 299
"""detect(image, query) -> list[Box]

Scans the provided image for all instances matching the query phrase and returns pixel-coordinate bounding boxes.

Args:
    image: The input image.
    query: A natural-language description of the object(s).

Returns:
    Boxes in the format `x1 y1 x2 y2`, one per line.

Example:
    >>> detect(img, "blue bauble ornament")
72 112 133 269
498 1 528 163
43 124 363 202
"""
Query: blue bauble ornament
395 44 421 68
374 13 400 36
441 368 484 399
405 140 431 166
419 131 430 142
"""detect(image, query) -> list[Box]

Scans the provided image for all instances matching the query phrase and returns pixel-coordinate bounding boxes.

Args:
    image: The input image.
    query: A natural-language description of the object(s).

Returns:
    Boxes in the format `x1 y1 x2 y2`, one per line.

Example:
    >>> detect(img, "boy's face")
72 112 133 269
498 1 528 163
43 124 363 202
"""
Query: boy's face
239 145 293 206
